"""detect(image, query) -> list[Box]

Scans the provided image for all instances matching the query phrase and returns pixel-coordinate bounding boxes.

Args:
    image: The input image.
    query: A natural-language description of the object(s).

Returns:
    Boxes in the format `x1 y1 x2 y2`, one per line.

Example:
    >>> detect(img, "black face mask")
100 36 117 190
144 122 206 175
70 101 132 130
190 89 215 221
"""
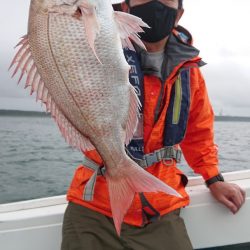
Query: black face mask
129 1 178 43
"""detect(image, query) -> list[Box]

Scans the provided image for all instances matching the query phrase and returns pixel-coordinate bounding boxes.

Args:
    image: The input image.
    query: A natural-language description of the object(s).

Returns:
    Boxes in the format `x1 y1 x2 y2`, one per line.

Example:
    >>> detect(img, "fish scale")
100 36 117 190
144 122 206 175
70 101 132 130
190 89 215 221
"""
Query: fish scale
9 0 181 235
48 14 126 132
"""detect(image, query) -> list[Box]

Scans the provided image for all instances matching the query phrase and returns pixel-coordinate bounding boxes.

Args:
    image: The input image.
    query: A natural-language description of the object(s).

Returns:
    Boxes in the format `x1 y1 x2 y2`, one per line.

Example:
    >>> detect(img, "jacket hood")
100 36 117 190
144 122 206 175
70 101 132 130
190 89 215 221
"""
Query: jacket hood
134 25 205 81
162 25 205 79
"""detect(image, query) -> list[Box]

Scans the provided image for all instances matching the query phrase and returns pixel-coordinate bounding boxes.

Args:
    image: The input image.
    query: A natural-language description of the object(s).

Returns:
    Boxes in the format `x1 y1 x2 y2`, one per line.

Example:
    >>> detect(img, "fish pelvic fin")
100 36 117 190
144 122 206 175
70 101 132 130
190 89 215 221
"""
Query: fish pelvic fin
79 2 102 64
124 84 141 145
106 158 181 236
9 35 95 152
113 11 149 51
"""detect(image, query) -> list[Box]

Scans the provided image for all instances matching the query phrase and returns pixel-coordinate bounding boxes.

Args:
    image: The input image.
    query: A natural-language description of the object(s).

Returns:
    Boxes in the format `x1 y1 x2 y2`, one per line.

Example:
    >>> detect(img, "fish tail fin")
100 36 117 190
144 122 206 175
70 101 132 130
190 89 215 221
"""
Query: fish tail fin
106 158 181 236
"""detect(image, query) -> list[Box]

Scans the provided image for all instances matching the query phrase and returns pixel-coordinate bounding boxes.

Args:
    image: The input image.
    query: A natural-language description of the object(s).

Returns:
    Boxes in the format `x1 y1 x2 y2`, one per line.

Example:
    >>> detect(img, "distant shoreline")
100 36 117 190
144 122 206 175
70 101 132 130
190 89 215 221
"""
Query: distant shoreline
215 116 250 122
1 109 250 122
0 110 50 117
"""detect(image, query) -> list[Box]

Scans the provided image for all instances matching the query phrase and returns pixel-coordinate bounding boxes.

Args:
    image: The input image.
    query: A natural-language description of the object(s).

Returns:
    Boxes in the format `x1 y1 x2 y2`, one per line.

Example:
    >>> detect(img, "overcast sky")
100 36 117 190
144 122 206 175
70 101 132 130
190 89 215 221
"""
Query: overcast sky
0 0 249 116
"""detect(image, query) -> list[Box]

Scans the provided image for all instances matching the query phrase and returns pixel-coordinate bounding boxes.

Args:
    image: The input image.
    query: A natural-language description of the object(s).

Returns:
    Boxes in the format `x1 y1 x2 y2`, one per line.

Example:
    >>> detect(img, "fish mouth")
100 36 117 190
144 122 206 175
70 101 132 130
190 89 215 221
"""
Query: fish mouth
62 0 82 17
72 7 82 19
47 0 85 19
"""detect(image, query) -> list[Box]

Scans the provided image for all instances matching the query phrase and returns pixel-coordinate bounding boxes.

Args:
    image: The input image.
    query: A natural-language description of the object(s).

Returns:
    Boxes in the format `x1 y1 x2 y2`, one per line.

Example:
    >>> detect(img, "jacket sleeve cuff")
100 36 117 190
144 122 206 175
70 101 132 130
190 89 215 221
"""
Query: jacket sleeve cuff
195 165 220 181
205 173 224 187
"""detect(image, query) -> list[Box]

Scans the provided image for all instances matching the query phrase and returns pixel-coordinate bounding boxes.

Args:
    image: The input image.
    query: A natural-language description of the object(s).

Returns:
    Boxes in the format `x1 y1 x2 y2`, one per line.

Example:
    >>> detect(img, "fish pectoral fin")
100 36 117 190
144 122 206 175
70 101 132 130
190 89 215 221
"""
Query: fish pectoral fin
113 11 149 51
79 3 102 64
9 35 95 153
49 2 101 63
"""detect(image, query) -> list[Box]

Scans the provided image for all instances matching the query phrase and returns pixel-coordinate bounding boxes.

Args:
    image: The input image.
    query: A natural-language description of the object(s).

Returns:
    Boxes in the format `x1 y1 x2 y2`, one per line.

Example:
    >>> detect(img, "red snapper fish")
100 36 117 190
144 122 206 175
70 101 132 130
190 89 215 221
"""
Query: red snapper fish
9 0 181 234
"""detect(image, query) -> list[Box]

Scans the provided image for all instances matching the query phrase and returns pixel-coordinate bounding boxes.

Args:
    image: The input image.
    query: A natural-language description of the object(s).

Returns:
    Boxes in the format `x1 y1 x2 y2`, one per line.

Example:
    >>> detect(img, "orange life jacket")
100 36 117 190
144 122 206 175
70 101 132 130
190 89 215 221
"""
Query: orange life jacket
66 27 219 227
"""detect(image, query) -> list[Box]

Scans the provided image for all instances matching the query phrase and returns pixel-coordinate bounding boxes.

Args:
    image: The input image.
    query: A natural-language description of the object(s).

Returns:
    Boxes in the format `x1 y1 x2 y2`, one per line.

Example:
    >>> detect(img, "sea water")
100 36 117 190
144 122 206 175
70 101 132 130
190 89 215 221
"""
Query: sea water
0 114 250 204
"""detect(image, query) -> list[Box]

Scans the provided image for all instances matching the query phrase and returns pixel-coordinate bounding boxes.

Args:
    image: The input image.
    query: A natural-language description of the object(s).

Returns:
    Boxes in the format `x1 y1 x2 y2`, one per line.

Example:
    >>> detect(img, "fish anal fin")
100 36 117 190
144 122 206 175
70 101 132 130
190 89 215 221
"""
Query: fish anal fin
10 35 95 152
113 11 149 51
9 36 29 71
51 102 95 152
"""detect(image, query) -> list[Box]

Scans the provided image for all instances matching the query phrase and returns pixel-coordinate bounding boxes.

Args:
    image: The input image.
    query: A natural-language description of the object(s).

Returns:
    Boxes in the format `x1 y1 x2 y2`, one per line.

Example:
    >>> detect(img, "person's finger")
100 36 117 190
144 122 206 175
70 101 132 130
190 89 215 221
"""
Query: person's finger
220 196 238 214
238 189 245 205
239 188 246 203
229 191 243 211
232 185 245 207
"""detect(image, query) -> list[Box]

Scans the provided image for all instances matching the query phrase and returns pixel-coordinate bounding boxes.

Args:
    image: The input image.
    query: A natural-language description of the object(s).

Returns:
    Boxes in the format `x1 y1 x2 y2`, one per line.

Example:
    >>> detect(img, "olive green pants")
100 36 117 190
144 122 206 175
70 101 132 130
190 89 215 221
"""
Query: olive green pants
61 202 193 250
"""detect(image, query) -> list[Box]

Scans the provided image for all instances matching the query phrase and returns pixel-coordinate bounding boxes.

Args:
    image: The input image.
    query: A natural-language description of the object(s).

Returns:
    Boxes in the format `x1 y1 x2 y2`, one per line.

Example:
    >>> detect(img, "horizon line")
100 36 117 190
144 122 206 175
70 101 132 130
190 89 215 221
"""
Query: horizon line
0 109 250 119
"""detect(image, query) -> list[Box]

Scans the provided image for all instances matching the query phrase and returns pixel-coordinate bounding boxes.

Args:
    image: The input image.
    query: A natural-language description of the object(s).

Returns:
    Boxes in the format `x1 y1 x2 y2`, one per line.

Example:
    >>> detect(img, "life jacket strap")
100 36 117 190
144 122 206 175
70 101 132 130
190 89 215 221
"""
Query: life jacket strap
139 193 161 225
82 156 104 201
126 146 182 168
81 146 182 201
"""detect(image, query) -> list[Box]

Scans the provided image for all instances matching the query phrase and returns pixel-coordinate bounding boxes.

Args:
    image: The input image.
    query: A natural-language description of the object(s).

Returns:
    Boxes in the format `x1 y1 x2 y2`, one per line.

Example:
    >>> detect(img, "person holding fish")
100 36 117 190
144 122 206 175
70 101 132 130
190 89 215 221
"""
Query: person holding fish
60 0 245 249
10 0 246 249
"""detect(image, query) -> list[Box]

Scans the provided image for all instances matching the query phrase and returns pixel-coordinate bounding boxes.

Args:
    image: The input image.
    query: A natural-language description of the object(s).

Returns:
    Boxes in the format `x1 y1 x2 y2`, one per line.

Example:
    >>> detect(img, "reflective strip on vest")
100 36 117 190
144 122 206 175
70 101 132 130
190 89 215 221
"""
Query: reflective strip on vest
172 74 182 125
164 69 191 146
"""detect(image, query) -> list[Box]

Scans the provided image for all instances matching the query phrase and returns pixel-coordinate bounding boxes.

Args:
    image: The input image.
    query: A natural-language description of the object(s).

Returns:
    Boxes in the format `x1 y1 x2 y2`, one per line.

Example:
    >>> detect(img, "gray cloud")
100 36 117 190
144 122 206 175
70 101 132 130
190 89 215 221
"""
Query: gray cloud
202 60 250 116
1 0 250 117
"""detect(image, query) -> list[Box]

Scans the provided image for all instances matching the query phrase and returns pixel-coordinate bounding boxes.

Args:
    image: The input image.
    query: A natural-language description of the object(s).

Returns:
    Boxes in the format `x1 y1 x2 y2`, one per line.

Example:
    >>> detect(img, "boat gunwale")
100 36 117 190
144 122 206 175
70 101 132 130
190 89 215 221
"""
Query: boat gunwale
1 169 250 214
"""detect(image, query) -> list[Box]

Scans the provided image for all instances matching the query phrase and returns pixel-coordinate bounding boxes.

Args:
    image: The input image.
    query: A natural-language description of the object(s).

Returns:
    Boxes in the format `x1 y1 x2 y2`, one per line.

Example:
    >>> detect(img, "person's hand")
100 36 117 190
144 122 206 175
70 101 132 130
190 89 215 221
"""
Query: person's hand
208 181 246 214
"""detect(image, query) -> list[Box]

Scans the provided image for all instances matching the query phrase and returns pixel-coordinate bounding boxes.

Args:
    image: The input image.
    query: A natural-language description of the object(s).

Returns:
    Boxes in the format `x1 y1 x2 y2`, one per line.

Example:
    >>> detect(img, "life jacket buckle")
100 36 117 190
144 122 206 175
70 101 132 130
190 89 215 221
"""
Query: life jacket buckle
99 165 106 176
144 151 159 167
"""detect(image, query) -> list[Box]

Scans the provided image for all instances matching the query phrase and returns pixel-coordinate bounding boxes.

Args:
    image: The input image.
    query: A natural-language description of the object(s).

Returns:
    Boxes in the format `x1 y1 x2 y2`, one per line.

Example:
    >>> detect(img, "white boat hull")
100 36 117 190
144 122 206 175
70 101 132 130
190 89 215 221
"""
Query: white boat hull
1 170 250 250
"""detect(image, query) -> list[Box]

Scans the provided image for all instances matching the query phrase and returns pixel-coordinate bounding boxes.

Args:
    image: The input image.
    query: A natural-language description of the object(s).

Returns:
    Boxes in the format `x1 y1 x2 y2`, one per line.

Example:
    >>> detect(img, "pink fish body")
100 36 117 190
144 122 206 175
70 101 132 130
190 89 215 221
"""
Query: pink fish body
10 0 181 235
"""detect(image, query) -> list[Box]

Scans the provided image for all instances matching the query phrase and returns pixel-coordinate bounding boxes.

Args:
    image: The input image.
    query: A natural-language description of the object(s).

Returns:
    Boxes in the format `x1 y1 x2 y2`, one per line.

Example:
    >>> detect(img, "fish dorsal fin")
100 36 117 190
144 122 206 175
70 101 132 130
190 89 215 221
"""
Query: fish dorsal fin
124 85 141 145
79 2 102 63
9 35 95 152
113 11 149 51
